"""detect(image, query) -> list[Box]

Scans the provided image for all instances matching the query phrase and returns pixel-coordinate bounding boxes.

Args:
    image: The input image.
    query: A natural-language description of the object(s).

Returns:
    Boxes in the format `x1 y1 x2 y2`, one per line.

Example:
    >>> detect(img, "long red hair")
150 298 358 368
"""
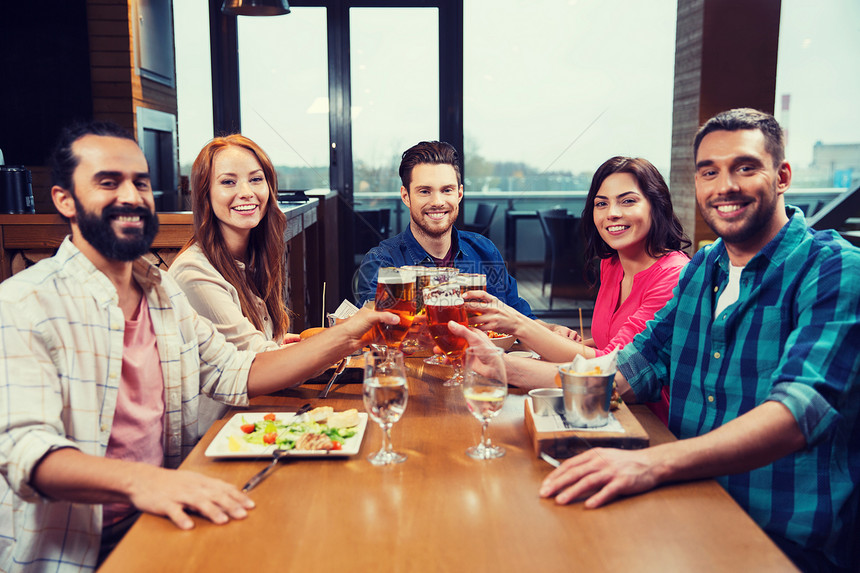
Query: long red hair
183 134 289 339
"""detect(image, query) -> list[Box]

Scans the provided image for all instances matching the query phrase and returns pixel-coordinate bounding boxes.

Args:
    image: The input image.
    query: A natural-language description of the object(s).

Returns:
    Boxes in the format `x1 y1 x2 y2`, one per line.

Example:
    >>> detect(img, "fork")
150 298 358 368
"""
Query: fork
319 358 348 399
540 451 562 468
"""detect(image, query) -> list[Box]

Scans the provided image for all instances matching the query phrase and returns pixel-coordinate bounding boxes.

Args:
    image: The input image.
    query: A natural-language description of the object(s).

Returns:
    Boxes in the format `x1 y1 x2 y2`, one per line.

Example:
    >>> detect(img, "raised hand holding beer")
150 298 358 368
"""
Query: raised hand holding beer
374 267 417 349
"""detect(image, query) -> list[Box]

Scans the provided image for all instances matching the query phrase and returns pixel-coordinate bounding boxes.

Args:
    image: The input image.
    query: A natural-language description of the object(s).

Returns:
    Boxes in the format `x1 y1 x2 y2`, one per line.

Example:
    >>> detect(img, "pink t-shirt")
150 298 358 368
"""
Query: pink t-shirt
103 295 165 525
590 251 688 426
591 251 689 355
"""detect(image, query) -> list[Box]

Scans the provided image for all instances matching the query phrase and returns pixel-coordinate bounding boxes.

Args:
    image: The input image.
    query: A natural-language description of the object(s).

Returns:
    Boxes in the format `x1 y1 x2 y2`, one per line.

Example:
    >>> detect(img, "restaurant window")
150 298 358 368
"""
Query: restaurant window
173 0 214 188
237 8 331 191
775 0 860 198
463 0 676 194
349 8 440 201
462 0 676 264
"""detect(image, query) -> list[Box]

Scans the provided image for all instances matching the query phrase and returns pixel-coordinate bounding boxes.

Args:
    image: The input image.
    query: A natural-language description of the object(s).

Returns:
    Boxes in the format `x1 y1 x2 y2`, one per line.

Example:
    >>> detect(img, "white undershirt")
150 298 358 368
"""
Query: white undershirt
714 263 745 318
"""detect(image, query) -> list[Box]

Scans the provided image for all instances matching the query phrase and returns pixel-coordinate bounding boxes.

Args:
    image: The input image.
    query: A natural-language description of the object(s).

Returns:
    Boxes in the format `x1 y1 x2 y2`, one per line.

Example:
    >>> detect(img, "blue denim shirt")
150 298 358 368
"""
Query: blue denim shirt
354 225 536 319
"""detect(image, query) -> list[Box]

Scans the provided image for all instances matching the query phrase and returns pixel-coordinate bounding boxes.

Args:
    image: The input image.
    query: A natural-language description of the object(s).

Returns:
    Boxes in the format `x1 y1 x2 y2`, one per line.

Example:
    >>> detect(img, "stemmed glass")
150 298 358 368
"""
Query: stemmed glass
462 346 507 459
424 282 469 386
362 348 409 465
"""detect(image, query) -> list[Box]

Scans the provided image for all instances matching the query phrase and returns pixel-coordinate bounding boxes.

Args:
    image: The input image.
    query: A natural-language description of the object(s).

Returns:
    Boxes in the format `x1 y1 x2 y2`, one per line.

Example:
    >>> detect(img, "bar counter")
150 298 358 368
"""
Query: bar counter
0 193 337 331
100 357 797 572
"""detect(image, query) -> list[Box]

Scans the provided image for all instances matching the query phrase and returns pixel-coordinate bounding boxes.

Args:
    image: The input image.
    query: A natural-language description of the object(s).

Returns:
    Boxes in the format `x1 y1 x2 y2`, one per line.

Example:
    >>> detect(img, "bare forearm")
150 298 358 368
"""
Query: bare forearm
503 354 560 389
649 401 806 484
247 329 356 397
517 319 596 362
31 448 138 504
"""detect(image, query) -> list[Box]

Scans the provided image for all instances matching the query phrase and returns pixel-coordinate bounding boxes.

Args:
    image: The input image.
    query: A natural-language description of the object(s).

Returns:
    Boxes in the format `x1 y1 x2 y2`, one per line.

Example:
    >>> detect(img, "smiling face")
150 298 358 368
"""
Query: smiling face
210 145 271 251
592 172 653 260
695 129 791 262
58 134 159 262
401 163 463 240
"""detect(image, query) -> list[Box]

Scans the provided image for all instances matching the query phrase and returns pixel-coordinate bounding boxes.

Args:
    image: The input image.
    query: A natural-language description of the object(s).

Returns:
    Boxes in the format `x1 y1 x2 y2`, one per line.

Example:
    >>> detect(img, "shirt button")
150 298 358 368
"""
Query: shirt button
713 352 721 359
713 286 718 293
109 372 118 379
100 424 108 432
721 314 727 320
708 395 715 403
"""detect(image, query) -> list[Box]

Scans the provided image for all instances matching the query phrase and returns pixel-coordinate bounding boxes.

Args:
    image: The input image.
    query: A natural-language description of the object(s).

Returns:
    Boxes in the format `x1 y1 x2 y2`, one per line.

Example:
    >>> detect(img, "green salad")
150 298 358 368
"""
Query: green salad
238 414 357 450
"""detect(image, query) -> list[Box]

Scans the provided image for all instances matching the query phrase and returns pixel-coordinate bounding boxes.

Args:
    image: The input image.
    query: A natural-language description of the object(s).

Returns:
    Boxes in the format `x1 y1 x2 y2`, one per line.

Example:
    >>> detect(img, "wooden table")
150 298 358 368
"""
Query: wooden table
100 358 797 572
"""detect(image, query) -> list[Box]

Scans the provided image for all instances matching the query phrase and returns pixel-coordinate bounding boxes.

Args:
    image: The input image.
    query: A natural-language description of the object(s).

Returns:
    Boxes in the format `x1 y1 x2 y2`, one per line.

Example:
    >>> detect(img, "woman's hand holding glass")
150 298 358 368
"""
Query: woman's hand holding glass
461 290 527 335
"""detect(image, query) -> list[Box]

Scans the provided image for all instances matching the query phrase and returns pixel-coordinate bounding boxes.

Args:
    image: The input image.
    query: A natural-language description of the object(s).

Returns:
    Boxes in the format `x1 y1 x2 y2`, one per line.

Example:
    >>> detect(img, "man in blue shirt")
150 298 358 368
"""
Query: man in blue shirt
454 109 859 572
355 140 569 334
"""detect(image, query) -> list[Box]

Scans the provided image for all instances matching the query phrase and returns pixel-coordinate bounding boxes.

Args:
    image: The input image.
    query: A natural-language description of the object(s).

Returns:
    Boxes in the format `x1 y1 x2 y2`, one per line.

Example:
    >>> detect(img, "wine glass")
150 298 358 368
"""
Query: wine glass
373 267 417 351
462 346 507 459
424 282 469 386
362 348 409 465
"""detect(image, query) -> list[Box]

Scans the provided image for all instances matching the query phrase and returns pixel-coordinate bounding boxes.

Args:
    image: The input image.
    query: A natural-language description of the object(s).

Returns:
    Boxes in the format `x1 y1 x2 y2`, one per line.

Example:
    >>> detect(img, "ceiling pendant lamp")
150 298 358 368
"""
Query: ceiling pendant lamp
221 0 290 16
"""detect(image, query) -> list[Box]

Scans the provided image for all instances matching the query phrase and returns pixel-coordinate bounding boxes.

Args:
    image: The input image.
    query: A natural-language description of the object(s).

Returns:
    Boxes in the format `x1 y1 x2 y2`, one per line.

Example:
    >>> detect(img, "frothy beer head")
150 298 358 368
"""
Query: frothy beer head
423 282 464 307
378 267 417 285
456 273 486 292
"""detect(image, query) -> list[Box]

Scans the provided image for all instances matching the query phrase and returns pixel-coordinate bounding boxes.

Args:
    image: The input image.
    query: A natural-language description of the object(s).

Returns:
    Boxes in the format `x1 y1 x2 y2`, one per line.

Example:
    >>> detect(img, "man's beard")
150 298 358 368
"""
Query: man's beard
699 180 779 246
411 207 457 240
74 197 159 262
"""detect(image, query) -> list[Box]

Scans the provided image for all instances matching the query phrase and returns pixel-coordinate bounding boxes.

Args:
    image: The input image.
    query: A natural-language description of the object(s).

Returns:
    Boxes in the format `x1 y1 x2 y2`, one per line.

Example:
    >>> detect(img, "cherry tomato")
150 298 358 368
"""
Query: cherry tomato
263 432 278 445
240 423 256 434
331 441 343 451
263 413 276 422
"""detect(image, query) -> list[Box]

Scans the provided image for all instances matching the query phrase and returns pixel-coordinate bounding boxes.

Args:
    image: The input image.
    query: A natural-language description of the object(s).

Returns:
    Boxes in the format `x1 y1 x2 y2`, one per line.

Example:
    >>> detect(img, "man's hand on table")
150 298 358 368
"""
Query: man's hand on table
539 447 663 508
128 465 255 530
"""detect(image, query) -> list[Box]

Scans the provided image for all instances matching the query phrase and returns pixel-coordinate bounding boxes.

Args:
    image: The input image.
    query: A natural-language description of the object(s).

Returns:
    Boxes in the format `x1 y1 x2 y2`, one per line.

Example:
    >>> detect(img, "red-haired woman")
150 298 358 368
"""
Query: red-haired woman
169 135 300 431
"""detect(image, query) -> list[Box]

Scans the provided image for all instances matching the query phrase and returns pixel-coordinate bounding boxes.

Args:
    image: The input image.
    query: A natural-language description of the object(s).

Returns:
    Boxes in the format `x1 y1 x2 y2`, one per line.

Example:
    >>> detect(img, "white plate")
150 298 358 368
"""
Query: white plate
204 411 369 458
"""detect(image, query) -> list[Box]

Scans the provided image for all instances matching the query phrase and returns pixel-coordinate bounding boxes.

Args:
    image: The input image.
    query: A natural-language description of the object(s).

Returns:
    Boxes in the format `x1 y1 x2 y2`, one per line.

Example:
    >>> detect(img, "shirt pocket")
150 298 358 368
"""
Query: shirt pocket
748 306 787 375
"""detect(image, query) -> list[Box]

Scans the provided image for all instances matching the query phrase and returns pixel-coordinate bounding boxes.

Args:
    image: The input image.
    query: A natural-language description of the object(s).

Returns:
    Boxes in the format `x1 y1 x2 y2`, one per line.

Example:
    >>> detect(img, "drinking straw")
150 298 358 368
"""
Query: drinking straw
578 308 584 339
322 282 326 327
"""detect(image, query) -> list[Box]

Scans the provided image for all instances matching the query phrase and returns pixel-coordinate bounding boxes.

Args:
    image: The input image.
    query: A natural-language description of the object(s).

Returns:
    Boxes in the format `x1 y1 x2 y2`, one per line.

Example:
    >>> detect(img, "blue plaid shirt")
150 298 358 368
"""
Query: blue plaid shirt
619 207 860 569
354 225 536 318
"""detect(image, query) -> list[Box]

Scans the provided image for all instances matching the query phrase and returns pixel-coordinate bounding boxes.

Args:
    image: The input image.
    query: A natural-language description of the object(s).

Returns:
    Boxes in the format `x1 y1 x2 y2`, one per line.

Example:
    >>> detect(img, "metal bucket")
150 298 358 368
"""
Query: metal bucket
558 366 614 428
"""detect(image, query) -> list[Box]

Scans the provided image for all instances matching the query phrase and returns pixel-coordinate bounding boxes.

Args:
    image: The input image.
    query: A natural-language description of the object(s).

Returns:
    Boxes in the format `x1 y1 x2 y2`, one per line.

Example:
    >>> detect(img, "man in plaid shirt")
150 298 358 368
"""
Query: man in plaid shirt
457 109 859 572
0 122 397 572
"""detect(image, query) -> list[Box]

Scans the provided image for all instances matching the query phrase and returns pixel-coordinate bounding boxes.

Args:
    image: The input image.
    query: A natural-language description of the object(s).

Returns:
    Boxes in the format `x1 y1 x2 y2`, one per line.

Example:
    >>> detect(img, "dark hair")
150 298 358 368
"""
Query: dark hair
582 156 690 263
183 134 290 339
693 108 785 167
50 121 137 192
399 141 462 191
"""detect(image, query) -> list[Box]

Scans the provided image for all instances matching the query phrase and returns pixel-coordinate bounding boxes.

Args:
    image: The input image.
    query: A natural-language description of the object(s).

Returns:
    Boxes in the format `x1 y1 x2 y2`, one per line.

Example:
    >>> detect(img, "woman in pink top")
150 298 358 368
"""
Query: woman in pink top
465 156 689 423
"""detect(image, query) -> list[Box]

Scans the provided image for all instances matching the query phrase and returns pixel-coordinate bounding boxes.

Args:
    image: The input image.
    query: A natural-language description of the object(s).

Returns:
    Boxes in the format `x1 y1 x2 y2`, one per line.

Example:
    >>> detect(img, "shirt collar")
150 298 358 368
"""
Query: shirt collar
402 225 464 265
59 236 163 300
714 205 805 273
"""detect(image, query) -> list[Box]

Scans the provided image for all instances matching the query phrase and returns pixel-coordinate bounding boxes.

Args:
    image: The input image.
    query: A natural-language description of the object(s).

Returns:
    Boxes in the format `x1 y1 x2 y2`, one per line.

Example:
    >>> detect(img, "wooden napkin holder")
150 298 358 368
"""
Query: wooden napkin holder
524 398 649 459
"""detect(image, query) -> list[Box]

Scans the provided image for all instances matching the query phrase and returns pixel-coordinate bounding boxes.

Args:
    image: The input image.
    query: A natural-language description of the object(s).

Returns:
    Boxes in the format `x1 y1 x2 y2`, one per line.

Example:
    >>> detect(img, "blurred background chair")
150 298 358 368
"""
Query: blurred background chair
537 208 568 296
537 209 589 309
463 202 498 237
353 208 390 265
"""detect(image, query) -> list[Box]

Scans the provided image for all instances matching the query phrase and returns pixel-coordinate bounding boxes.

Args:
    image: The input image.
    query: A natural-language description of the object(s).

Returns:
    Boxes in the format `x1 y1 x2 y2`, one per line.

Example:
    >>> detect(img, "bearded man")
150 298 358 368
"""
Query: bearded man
0 121 396 572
